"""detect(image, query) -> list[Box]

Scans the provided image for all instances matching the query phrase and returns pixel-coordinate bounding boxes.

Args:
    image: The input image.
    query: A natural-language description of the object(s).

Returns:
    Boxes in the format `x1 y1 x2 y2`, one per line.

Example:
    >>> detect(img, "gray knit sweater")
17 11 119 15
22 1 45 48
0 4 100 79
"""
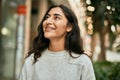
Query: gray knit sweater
19 49 96 80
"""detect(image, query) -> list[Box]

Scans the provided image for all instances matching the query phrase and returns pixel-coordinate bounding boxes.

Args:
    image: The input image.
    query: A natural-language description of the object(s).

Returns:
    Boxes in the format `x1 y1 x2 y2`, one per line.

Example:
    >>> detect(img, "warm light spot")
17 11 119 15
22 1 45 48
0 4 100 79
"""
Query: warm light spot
87 6 95 12
111 25 116 32
88 24 93 29
87 29 93 35
106 6 111 10
86 17 92 23
112 7 115 11
1 27 9 35
86 0 91 5
104 20 108 26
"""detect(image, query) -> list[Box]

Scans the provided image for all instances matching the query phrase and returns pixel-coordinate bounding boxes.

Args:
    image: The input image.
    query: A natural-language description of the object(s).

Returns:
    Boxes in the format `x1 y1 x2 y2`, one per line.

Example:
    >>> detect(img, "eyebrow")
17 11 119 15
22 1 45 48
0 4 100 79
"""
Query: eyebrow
47 13 63 17
54 13 62 17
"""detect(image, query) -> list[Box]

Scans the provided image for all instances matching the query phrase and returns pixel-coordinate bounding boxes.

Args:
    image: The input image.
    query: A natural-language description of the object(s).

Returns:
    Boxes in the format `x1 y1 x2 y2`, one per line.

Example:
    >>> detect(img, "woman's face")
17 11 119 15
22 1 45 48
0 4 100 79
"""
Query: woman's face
42 7 72 41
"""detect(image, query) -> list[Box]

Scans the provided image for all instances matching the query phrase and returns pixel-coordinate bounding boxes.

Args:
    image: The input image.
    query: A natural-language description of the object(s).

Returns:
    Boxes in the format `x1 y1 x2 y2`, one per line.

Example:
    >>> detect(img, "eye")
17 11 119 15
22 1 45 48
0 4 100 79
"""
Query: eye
55 16 60 20
45 15 50 20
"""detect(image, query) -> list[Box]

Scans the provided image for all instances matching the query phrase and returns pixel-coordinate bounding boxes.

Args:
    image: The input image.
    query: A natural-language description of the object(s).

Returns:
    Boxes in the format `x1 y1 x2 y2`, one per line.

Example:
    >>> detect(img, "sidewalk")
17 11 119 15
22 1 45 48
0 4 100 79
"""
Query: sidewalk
106 50 120 62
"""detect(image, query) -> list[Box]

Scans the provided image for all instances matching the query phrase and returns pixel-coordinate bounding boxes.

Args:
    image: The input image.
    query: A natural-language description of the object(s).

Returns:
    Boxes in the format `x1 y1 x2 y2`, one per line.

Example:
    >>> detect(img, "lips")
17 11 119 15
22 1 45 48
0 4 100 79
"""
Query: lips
45 26 56 32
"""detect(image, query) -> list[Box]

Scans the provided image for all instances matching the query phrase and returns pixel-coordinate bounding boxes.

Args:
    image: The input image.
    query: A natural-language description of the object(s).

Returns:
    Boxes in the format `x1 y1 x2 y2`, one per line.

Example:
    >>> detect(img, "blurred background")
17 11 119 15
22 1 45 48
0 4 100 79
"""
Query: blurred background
0 0 120 80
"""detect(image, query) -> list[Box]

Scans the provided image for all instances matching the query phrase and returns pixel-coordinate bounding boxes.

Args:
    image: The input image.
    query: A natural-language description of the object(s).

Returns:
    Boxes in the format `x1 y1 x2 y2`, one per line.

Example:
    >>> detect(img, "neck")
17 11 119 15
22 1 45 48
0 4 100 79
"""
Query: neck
48 38 65 52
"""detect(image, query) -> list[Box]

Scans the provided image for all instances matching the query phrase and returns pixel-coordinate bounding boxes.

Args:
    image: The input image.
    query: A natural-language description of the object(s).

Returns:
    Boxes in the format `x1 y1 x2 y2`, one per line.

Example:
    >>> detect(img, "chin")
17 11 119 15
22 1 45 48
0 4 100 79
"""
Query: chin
44 34 52 39
44 33 57 39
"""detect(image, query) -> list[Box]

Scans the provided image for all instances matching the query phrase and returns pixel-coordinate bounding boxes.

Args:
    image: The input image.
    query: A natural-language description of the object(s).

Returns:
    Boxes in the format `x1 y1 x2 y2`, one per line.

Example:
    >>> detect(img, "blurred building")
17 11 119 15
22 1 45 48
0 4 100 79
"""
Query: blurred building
0 0 86 80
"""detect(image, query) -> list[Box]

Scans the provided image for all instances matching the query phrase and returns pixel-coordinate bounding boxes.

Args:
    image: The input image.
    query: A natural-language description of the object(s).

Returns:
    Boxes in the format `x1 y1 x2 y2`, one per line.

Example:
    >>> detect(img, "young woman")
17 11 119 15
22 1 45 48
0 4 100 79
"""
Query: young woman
19 4 96 80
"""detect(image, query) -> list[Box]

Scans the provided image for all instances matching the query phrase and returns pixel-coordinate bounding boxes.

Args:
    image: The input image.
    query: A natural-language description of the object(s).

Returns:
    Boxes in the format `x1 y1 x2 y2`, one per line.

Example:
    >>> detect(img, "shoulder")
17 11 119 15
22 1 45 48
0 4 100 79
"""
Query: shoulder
68 53 96 80
23 53 34 66
68 53 93 66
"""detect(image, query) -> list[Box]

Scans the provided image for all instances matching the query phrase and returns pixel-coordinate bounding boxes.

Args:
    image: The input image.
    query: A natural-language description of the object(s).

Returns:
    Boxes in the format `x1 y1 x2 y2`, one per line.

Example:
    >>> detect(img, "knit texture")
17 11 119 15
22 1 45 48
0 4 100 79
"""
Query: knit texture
19 49 96 80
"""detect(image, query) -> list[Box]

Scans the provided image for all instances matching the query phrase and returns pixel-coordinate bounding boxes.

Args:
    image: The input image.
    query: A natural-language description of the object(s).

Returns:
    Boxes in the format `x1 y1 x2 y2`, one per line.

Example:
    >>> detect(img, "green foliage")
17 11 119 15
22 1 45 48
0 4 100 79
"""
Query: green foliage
94 61 120 80
108 62 120 80
116 44 120 52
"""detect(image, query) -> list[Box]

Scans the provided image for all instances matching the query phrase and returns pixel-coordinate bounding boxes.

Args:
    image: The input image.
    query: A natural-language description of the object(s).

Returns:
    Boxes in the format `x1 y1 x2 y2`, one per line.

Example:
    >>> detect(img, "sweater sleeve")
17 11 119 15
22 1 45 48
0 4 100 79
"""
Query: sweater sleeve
80 55 96 80
18 54 34 80
19 61 27 80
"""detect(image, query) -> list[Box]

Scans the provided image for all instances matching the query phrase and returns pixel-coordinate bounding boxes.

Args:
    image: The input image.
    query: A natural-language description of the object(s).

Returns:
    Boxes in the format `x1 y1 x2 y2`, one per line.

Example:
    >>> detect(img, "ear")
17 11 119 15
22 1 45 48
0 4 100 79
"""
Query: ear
66 25 72 32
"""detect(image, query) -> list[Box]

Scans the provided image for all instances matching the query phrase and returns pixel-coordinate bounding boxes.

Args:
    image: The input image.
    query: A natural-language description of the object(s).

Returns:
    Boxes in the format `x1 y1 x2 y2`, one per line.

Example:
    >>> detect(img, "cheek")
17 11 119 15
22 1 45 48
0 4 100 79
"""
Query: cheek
60 23 68 31
42 21 46 26
42 21 46 30
57 26 68 34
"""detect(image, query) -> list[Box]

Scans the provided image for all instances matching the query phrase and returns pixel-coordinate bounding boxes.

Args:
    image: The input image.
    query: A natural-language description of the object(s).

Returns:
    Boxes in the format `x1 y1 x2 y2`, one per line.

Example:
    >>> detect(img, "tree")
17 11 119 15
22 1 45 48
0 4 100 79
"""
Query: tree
84 0 120 61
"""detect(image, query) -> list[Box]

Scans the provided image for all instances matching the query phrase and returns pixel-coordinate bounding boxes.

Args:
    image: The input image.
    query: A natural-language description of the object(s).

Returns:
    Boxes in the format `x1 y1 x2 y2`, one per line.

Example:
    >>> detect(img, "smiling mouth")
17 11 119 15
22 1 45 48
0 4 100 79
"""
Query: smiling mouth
45 26 56 32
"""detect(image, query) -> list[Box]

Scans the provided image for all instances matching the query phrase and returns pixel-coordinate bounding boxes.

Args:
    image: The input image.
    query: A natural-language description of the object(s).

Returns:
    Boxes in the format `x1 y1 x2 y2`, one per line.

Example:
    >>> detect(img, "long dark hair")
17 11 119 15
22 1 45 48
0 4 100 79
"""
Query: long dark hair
28 4 84 63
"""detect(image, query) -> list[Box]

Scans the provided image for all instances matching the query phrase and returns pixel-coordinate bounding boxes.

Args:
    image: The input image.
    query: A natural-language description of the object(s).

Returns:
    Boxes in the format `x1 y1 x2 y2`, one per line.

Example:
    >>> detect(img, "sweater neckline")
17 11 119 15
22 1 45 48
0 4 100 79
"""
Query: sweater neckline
44 49 67 57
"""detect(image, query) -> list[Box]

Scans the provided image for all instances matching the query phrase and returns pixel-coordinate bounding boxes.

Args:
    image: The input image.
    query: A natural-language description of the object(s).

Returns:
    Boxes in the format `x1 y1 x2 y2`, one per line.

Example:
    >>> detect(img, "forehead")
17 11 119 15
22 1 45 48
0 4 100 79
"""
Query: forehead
48 7 65 16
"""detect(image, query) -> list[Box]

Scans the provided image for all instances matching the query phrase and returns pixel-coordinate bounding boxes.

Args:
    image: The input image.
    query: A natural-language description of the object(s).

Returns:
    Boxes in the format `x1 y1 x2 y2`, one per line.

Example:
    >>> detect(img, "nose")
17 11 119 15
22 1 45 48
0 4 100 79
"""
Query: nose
46 17 53 24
